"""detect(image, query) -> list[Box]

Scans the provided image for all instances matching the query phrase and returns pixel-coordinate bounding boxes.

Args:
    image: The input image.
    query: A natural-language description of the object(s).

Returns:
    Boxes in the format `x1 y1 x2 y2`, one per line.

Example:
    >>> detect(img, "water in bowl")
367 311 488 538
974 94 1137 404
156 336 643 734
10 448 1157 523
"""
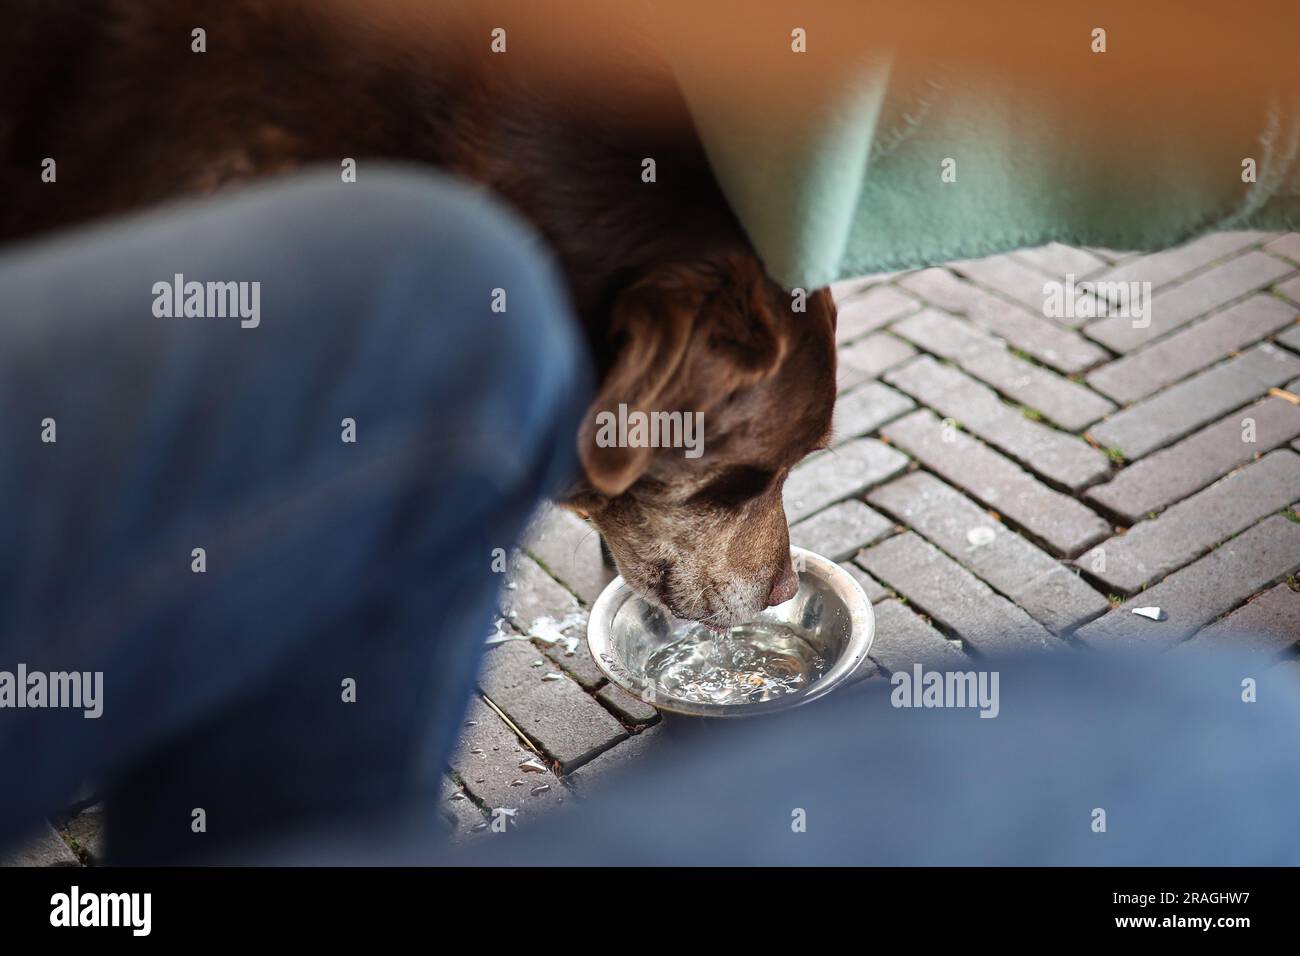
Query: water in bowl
643 621 828 705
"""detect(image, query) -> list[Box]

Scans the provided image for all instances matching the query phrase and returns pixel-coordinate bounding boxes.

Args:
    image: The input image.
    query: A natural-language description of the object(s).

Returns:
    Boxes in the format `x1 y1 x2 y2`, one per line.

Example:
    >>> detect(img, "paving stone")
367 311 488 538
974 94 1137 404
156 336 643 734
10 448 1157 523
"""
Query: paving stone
844 654 883 685
868 472 1109 633
952 253 1069 317
1011 243 1109 279
856 531 1061 655
438 776 489 844
1265 233 1300 264
790 499 894 561
1086 392 1300 522
1074 515 1300 649
947 347 1115 433
1090 231 1266 290
449 694 573 824
783 437 908 523
886 355 1111 490
498 553 604 688
893 309 1115 429
1084 246 1138 264
528 630 605 690
1183 583 1300 655
1277 274 1300 305
831 269 906 303
56 804 105 865
500 551 583 631
479 641 627 772
896 268 990 314
836 332 916 392
1086 296 1297 404
535 635 606 690
881 409 1110 557
1004 563 1112 635
831 276 871 302
1085 250 1293 352
867 598 969 672
1277 324 1300 353
566 724 667 797
1088 343 1300 460
1084 451 1300 593
832 380 915 444
842 558 891 603
596 683 660 725
0 822 81 867
523 504 612 606
897 268 1108 372
835 284 920 344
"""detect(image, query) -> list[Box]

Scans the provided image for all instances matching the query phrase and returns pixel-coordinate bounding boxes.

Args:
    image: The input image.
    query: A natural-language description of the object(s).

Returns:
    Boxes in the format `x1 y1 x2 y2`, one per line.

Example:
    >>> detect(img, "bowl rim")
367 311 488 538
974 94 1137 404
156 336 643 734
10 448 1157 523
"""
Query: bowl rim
586 546 875 718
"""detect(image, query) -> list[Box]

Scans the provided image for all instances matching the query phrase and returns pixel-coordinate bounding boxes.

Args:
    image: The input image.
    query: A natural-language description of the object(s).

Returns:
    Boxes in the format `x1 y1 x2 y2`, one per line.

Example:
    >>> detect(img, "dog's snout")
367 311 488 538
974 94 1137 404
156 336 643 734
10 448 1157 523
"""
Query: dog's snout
766 561 799 607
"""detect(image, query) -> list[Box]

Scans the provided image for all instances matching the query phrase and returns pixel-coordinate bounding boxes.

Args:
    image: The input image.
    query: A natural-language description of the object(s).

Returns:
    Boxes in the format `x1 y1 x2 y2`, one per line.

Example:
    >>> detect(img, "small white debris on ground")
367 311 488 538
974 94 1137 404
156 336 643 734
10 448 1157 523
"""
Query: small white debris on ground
485 617 529 645
530 612 586 655
1131 606 1167 621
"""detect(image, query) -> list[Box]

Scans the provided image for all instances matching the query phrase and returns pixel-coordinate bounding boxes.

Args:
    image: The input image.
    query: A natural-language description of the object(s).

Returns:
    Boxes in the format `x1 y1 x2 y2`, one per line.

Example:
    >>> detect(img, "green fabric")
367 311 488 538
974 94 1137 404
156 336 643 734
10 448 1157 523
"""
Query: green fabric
669 61 1300 290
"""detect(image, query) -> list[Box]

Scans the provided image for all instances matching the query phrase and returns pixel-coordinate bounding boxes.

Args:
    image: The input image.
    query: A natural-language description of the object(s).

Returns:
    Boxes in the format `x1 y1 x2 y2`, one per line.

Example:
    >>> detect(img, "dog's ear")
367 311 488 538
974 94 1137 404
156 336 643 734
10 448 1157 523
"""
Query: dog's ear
697 253 792 384
576 265 698 497
577 257 792 497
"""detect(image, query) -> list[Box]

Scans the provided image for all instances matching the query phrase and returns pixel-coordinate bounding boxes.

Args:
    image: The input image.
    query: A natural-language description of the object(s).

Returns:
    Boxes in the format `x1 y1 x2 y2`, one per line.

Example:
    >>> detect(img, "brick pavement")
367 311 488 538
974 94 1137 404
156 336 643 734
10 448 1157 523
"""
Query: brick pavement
14 232 1300 863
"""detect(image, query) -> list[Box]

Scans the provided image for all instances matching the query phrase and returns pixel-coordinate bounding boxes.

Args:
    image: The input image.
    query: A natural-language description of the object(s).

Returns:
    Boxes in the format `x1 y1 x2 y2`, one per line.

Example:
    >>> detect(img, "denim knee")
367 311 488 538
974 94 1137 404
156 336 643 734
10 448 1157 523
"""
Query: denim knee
303 165 593 481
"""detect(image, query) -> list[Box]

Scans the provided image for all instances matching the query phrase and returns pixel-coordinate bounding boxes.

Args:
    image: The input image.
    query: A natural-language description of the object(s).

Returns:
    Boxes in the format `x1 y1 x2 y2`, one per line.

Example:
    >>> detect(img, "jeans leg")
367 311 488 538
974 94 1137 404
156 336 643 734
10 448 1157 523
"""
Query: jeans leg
450 650 1300 866
0 167 590 861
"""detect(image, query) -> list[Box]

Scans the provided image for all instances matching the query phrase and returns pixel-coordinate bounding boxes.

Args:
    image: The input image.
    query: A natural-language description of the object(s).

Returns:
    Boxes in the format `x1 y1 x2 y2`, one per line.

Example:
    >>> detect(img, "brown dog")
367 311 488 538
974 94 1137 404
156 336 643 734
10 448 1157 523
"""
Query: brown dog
0 0 838 627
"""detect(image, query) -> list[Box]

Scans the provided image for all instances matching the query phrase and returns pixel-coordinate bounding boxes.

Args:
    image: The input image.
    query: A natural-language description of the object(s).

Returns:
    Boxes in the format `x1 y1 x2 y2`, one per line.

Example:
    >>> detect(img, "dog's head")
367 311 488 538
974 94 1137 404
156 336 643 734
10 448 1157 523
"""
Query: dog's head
566 252 837 629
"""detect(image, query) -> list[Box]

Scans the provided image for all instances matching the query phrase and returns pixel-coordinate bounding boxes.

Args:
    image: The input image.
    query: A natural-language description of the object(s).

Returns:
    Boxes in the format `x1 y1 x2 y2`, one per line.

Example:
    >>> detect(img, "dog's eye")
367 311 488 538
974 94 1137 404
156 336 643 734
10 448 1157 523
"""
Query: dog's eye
691 466 778 508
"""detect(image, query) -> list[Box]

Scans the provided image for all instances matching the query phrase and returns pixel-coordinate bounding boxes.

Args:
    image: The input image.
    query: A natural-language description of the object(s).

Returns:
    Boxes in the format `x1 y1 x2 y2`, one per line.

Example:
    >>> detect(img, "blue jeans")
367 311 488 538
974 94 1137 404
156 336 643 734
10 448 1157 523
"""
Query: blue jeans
452 651 1300 866
2 169 1298 866
0 168 591 863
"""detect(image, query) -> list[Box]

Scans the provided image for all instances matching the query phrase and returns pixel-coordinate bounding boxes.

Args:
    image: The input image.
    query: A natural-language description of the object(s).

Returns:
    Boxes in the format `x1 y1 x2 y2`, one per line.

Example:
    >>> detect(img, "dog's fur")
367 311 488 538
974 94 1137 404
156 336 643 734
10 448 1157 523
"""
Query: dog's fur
0 0 837 626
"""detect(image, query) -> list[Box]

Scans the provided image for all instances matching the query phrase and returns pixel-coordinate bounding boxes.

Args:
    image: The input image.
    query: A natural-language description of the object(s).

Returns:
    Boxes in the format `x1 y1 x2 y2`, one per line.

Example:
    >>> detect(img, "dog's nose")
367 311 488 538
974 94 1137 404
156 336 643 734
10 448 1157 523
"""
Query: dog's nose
766 562 799 607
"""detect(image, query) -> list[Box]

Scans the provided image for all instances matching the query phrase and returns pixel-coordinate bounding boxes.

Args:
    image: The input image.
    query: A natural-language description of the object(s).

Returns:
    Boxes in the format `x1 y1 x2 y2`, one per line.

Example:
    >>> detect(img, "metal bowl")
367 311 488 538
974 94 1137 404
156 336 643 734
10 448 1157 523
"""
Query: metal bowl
587 547 874 718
